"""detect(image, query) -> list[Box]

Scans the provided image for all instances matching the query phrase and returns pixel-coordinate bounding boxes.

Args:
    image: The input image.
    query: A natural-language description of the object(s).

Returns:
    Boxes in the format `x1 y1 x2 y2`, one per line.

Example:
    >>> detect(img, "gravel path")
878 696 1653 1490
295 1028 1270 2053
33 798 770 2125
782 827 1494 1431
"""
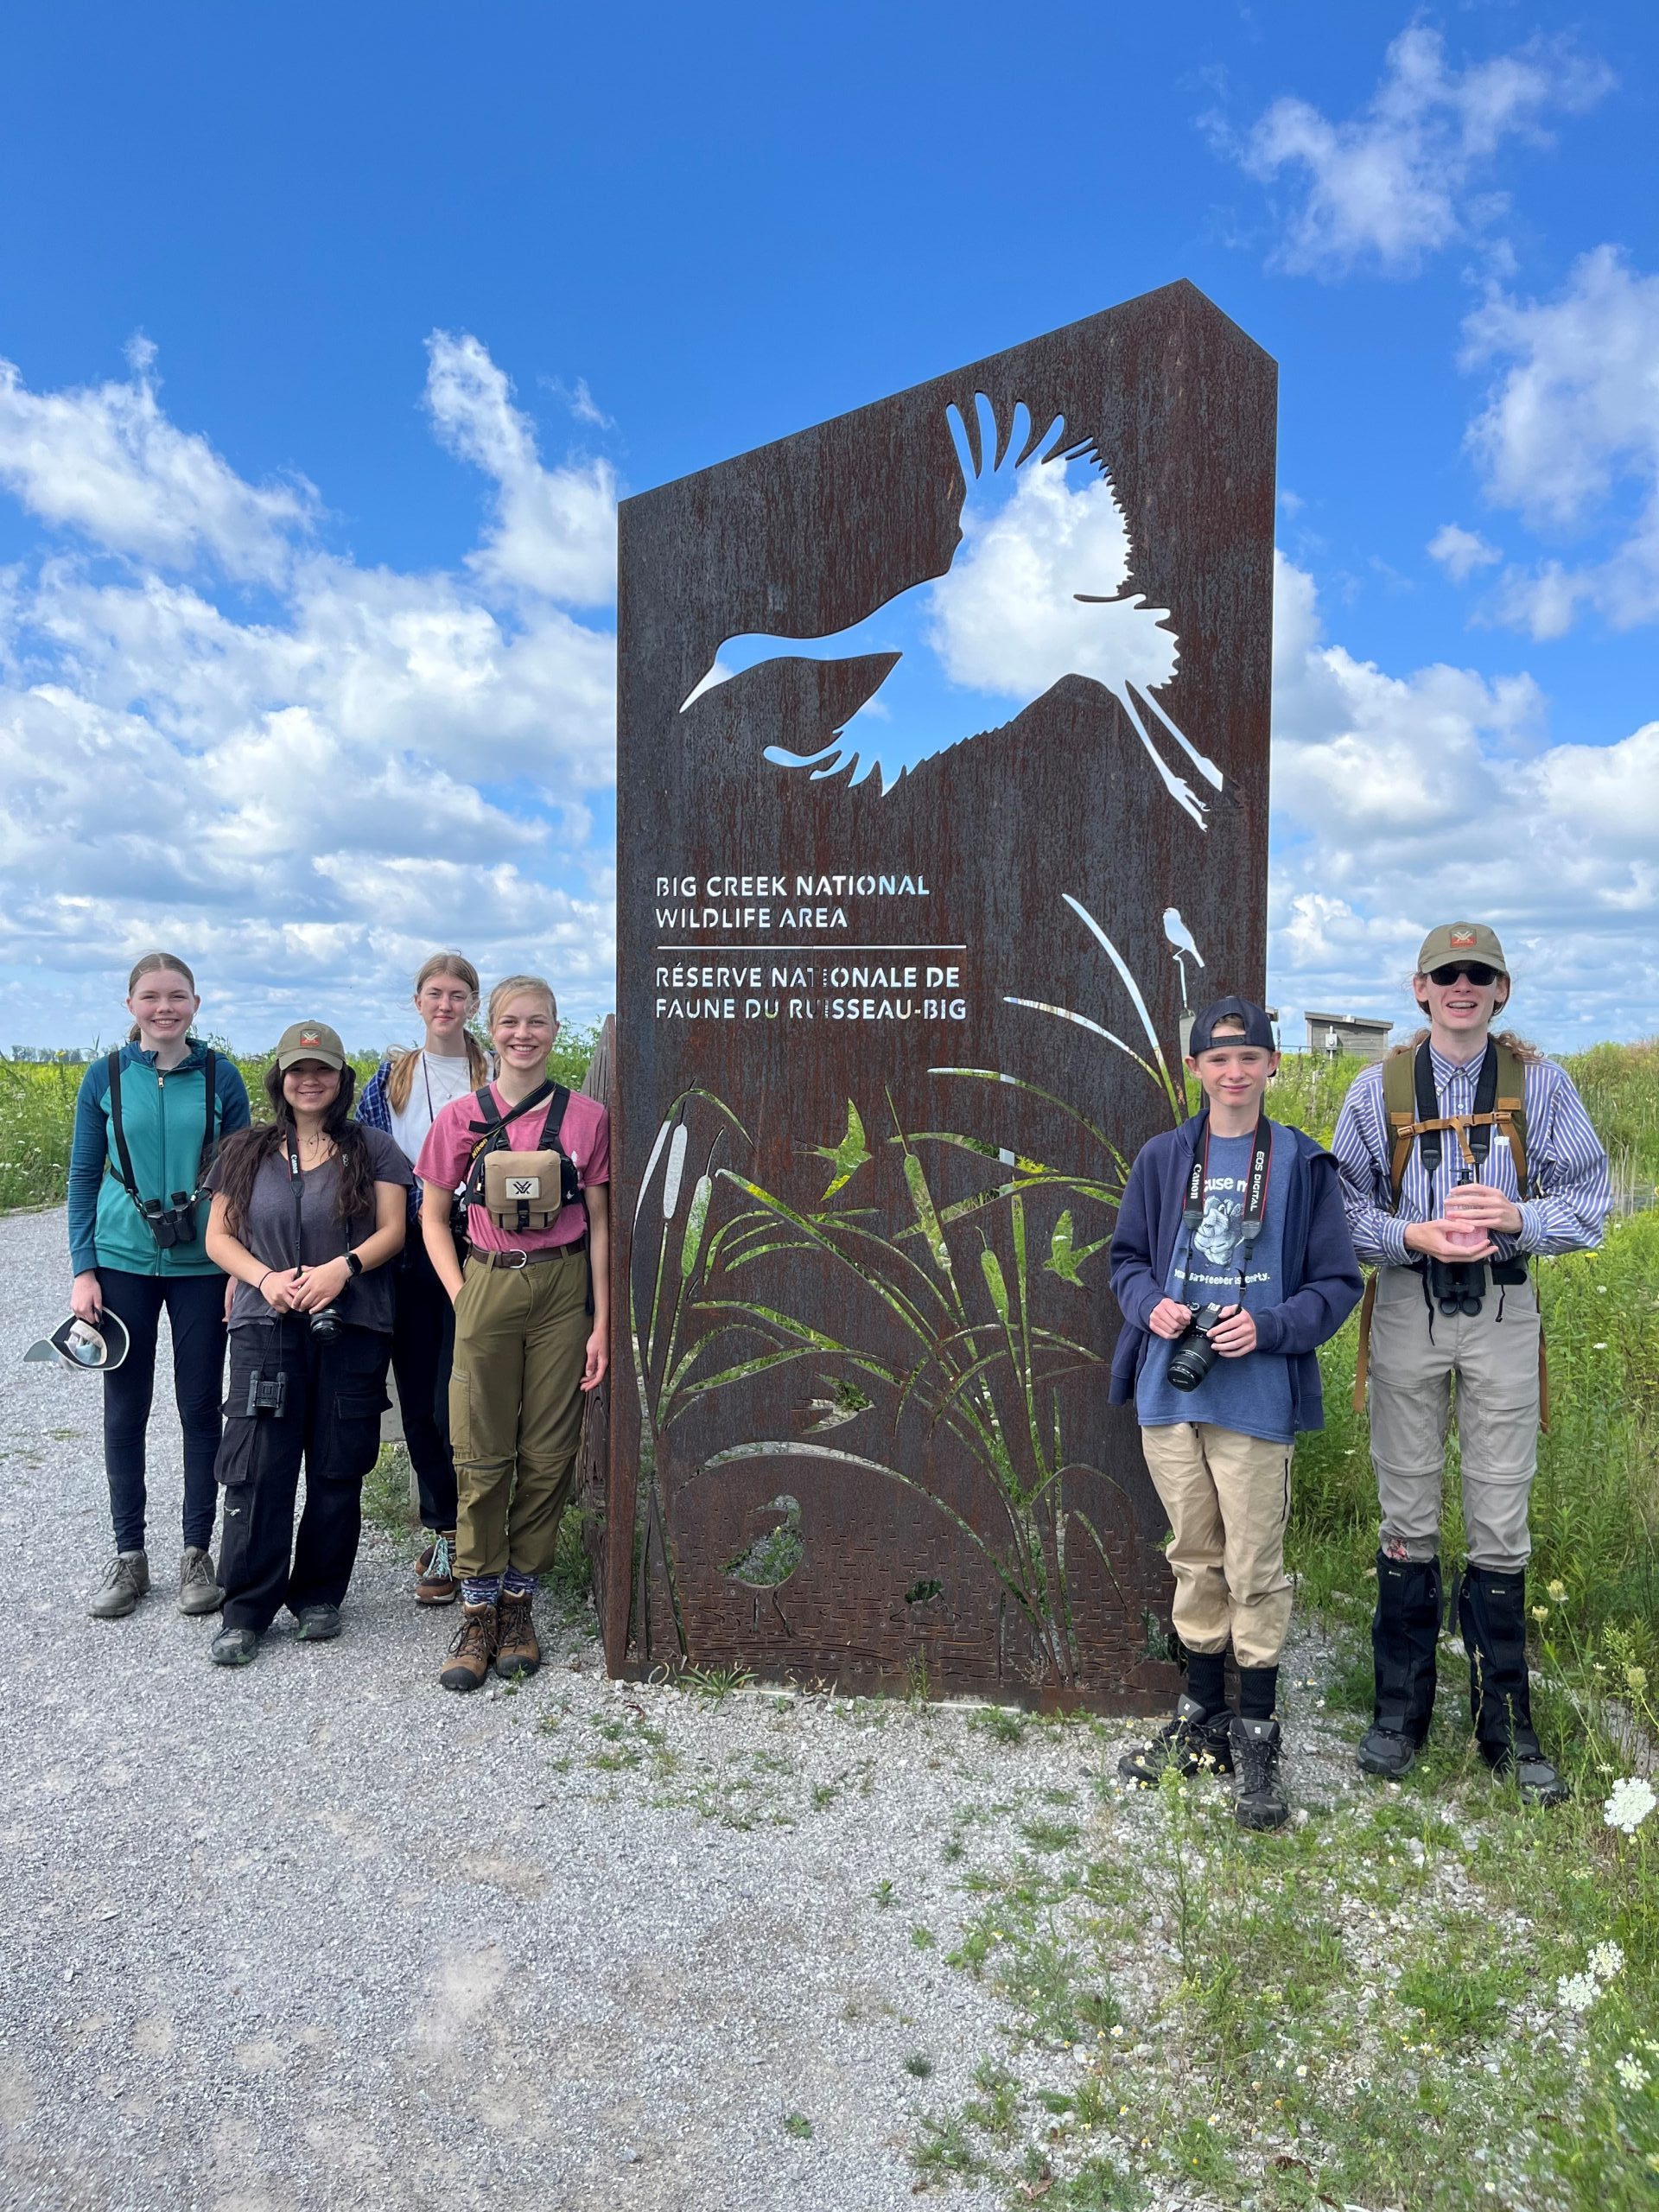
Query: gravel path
1 1205 1394 2212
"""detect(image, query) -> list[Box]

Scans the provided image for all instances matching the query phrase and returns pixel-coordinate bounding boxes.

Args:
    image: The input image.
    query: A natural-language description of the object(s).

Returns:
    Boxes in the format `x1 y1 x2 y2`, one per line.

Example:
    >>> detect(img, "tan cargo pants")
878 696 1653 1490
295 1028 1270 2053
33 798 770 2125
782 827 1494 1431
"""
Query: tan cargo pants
1367 1262 1539 1572
449 1251 591 1580
1140 1424 1294 1669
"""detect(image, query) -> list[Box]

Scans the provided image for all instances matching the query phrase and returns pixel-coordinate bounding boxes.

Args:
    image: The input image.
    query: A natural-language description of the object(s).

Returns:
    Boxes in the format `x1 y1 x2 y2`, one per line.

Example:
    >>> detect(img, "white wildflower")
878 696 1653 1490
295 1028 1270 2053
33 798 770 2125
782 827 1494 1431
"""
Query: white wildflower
1589 1941 1625 1982
1604 1777 1657 1835
1557 1972 1599 2014
1616 2054 1649 2093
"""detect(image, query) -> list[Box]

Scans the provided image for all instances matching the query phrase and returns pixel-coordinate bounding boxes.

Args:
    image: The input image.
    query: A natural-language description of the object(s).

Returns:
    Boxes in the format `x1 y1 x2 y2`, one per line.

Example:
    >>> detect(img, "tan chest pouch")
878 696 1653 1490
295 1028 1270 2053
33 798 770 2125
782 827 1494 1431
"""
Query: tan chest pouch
479 1149 579 1232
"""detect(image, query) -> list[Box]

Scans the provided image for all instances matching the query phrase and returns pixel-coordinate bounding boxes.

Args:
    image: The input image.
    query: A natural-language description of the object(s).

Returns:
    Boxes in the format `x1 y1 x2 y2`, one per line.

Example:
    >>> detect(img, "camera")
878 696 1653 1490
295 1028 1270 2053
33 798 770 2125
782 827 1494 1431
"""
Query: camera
308 1306 341 1342
1166 1303 1229 1393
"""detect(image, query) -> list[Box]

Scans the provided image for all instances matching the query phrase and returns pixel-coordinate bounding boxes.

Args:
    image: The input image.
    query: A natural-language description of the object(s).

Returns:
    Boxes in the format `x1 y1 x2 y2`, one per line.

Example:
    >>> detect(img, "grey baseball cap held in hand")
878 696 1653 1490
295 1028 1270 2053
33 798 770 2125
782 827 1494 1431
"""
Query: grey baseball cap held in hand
1187 996 1276 1054
23 1309 130 1372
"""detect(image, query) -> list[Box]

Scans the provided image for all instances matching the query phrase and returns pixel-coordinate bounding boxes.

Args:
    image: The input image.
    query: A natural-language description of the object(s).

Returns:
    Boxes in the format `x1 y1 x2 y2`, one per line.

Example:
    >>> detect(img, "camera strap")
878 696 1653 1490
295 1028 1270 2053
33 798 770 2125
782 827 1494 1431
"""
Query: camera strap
1178 1113 1273 1310
285 1128 306 1272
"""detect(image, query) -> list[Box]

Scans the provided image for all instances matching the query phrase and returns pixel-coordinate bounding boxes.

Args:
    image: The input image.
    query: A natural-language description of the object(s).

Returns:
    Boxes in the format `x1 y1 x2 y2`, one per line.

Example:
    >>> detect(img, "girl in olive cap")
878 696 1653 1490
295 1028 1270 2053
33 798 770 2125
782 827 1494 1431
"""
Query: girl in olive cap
201 1022 410 1664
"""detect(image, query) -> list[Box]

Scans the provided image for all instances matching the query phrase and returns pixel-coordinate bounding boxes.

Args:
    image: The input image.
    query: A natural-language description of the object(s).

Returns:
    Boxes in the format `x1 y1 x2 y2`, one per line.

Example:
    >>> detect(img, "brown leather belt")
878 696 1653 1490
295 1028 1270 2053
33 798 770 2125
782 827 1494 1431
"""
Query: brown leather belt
465 1237 587 1273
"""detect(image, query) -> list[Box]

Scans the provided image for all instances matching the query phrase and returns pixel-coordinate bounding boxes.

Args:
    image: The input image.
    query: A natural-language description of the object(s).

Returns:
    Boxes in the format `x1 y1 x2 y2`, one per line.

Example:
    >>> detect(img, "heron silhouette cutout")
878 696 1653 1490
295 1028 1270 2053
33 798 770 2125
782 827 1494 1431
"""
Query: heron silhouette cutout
680 395 1223 826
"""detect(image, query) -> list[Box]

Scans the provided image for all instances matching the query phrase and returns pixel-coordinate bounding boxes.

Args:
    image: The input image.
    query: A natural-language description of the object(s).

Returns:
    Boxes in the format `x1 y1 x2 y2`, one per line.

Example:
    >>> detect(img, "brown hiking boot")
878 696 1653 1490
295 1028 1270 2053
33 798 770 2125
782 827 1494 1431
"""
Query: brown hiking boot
415 1531 458 1606
438 1601 497 1693
494 1591 541 1681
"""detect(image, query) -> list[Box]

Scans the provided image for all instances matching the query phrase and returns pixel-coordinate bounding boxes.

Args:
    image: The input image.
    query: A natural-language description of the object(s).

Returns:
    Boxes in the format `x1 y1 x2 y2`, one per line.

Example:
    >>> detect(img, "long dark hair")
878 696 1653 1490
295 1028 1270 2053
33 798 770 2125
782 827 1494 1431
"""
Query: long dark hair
212 1059 378 1238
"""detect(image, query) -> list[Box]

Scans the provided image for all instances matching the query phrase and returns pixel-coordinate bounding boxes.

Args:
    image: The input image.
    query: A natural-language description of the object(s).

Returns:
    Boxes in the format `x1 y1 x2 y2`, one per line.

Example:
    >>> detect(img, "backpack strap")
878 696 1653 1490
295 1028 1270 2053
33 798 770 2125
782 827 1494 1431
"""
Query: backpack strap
1491 1038 1529 1199
537 1084 572 1154
1382 1046 1420 1205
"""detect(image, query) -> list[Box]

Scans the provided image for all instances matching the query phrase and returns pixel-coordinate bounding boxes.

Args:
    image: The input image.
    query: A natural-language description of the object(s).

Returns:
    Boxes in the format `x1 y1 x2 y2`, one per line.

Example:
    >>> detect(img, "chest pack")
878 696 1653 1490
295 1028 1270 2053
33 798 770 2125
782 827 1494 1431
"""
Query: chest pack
461 1082 582 1234
1382 1038 1529 1206
1354 1038 1548 1426
106 1047 219 1250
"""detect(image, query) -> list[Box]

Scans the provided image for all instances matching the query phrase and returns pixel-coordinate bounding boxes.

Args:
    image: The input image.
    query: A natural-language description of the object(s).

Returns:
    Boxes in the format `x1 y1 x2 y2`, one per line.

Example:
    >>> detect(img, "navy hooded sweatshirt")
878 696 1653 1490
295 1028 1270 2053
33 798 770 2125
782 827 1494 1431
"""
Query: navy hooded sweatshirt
1108 1114 1363 1433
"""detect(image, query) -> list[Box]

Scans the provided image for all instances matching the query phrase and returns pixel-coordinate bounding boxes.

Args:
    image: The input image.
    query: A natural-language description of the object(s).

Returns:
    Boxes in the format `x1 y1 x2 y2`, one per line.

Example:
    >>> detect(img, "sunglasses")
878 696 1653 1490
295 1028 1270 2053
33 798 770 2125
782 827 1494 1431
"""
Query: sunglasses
1427 962 1501 988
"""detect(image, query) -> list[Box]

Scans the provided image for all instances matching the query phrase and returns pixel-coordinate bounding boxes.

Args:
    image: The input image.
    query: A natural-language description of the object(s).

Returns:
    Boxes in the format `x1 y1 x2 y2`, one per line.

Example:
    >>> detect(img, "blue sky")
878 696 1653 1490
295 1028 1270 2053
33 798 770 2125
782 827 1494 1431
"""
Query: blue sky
1 2 1654 1048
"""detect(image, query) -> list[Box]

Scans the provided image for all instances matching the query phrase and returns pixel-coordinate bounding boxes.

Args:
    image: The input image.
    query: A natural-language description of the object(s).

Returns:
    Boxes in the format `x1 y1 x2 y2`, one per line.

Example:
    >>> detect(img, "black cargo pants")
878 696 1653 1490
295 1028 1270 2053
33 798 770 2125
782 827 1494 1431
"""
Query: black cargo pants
215 1319 391 1635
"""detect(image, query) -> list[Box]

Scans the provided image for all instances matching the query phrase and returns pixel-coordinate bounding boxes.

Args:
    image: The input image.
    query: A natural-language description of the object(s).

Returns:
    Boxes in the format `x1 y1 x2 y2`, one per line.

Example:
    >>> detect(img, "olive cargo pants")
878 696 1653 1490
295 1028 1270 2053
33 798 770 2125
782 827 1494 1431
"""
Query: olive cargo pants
449 1250 590 1580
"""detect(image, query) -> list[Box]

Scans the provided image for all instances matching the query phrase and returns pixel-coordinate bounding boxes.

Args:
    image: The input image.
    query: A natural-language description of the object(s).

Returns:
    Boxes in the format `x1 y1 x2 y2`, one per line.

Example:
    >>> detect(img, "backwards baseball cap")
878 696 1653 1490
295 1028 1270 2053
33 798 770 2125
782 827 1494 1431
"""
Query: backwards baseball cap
275 1020 346 1071
1416 922 1509 977
1187 995 1276 1055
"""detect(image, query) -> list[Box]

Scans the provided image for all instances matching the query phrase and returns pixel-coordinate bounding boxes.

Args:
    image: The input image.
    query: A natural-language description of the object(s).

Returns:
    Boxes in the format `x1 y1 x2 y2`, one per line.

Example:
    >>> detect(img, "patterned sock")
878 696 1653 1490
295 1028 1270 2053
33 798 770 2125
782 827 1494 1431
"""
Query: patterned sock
461 1575 501 1607
501 1567 538 1597
1184 1649 1228 1717
1237 1665 1279 1720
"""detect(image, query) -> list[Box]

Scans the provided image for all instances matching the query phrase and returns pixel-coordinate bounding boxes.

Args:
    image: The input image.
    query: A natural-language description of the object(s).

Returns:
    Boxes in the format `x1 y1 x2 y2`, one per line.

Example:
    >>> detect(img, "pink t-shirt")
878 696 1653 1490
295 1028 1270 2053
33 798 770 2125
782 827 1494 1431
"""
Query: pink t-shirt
416 1083 610 1254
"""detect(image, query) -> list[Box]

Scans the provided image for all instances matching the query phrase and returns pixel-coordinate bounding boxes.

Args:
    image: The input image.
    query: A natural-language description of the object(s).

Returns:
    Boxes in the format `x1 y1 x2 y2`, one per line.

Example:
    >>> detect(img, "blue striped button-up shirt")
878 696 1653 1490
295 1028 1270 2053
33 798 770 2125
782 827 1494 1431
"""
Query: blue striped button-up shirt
1332 1040 1611 1268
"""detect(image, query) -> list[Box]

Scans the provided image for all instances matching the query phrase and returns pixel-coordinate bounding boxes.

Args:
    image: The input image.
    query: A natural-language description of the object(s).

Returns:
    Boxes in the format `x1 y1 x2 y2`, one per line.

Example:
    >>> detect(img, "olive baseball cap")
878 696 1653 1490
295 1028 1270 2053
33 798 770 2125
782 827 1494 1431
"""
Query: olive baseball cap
1416 922 1509 977
275 1020 346 1070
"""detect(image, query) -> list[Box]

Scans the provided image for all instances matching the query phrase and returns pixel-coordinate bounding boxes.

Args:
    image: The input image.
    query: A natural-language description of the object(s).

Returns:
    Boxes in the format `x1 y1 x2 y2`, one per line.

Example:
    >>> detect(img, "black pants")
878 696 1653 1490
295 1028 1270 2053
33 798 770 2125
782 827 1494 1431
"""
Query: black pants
391 1236 458 1530
215 1319 391 1634
98 1268 226 1554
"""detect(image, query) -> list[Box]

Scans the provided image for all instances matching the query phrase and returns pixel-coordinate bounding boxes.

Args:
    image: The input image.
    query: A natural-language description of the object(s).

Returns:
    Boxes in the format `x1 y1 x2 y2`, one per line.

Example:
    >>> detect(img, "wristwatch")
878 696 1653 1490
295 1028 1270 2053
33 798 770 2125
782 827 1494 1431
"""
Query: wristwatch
344 1250 365 1279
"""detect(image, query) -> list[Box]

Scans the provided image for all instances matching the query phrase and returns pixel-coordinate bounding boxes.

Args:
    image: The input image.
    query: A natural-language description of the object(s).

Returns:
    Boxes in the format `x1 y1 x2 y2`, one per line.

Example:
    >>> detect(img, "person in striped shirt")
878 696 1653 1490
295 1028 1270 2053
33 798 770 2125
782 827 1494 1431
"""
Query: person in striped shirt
1332 923 1611 1805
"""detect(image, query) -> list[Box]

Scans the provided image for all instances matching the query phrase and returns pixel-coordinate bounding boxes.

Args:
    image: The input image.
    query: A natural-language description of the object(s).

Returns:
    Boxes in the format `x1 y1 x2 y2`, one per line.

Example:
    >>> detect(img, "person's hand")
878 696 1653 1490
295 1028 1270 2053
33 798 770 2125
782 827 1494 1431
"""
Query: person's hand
289 1257 351 1313
1405 1218 1497 1264
223 1275 235 1324
1208 1305 1257 1357
260 1267 305 1313
1444 1183 1522 1236
70 1271 103 1324
581 1328 609 1391
1147 1298 1191 1340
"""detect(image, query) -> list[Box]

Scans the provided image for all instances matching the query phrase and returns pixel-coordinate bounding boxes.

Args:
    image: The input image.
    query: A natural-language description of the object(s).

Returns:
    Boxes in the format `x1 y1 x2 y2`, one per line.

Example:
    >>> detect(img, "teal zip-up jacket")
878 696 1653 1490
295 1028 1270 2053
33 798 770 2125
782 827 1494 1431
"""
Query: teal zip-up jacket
67 1040 252 1276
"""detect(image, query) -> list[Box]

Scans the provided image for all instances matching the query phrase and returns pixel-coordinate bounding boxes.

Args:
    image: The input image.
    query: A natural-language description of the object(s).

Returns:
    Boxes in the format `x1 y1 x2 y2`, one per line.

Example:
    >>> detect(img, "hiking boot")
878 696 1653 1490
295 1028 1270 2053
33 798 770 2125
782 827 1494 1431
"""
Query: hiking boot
1118 1695 1235 1787
210 1625 258 1667
1231 1716 1290 1831
439 1601 497 1694
178 1547 223 1617
1480 1735 1572 1807
416 1531 458 1607
88 1551 149 1620
1357 1723 1421 1779
296 1604 342 1642
494 1591 541 1681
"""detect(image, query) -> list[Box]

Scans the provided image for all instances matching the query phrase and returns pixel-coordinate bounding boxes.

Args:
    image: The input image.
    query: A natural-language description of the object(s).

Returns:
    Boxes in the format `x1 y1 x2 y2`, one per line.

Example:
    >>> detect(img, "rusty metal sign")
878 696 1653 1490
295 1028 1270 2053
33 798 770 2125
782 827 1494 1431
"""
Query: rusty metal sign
597 281 1276 1706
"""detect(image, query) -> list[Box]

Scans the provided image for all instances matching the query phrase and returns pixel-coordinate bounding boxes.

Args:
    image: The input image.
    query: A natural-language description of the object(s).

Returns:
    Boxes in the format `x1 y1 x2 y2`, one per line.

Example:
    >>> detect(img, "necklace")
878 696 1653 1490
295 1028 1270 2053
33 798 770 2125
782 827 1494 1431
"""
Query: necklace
296 1128 335 1164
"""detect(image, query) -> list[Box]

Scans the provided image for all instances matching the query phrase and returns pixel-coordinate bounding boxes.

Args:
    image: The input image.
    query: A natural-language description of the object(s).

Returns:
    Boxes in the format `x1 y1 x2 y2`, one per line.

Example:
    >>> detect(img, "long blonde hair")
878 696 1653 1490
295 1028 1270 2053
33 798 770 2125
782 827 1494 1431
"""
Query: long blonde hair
125 951 197 1043
386 952 488 1109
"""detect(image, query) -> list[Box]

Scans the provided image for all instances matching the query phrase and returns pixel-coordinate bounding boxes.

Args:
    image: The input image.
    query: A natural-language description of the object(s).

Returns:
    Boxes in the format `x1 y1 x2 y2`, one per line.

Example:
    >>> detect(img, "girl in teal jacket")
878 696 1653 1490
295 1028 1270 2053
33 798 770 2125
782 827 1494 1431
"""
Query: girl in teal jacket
67 954 251 1621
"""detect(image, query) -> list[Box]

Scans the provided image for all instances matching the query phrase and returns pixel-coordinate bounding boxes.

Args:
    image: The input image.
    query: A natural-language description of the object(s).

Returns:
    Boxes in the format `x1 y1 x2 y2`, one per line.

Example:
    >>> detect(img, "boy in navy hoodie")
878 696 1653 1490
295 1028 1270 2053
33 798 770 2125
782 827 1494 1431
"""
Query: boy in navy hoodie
1109 997 1362 1827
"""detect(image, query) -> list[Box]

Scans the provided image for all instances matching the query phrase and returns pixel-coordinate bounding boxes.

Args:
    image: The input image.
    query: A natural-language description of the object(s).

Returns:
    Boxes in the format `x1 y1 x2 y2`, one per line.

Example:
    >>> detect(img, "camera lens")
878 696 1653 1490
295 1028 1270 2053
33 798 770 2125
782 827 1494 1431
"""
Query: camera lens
308 1306 340 1342
1166 1331 1219 1392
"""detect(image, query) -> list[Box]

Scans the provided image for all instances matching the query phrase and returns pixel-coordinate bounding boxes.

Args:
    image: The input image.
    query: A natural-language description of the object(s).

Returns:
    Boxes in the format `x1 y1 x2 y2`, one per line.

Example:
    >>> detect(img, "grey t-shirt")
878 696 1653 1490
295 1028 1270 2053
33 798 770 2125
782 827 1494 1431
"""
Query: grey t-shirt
208 1128 412 1333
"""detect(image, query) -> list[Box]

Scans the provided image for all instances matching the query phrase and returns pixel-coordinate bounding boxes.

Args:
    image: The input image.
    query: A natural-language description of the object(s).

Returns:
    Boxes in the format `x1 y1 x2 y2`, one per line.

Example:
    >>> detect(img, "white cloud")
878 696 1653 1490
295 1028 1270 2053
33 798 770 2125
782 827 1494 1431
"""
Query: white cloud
0 334 620 1051
1269 553 1657 1042
1230 25 1611 277
1427 522 1501 583
424 331 615 606
1460 246 1659 636
0 339 315 582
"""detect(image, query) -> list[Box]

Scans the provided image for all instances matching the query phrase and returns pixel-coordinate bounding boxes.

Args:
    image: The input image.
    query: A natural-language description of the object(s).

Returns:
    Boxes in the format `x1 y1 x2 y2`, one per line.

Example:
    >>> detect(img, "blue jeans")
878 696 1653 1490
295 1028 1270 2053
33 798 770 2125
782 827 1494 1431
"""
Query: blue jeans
98 1268 226 1553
